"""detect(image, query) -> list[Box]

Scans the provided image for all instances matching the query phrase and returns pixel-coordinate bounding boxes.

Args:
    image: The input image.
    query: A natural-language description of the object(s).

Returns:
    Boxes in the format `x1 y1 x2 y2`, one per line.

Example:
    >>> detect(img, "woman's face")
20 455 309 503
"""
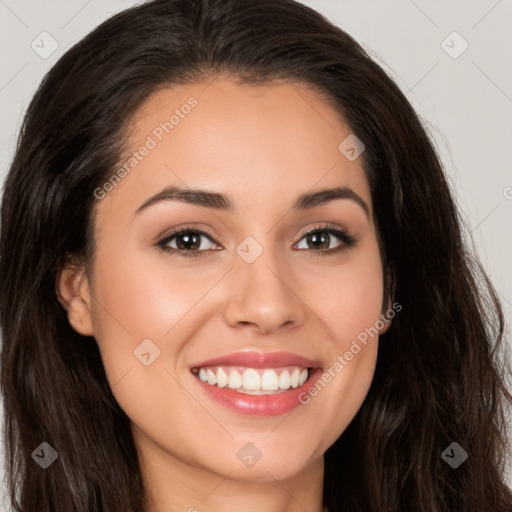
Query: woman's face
62 77 390 483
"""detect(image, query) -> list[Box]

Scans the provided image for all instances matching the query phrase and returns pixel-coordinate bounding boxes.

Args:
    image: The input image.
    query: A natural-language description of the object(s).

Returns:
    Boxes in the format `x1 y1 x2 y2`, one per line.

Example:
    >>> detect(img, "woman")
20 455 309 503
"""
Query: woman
1 0 511 511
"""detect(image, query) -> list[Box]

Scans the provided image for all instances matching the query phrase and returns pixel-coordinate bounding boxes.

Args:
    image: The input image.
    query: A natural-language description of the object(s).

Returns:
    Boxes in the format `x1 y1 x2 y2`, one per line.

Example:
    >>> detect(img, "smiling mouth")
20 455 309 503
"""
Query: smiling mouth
191 365 313 395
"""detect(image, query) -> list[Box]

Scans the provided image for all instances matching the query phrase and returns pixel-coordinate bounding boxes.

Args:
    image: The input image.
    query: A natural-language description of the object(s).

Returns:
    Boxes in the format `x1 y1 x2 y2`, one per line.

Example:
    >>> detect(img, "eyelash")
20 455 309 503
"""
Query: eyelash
156 223 358 259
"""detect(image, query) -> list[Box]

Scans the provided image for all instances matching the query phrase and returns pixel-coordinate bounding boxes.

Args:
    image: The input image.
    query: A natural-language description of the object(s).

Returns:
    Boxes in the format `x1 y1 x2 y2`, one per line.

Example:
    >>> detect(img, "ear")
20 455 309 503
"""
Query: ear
56 262 95 336
378 261 396 335
378 298 393 335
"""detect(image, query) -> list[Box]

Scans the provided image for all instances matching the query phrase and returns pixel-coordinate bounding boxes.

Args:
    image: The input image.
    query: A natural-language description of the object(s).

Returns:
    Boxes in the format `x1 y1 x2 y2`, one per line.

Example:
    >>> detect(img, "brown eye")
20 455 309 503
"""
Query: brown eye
300 231 338 250
157 228 219 257
171 232 203 251
294 225 357 255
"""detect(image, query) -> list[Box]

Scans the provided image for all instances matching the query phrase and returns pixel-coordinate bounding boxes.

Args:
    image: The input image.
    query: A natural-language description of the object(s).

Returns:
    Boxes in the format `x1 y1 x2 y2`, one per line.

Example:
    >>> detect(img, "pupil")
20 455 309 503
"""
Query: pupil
178 233 199 250
310 232 328 249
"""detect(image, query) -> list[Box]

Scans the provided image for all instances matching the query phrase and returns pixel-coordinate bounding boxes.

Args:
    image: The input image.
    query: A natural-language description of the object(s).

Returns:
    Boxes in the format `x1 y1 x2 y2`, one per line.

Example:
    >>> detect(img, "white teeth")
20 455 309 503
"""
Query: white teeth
216 367 229 388
206 369 217 385
279 370 290 389
228 369 243 389
290 368 300 388
261 370 279 391
195 365 312 393
242 368 261 390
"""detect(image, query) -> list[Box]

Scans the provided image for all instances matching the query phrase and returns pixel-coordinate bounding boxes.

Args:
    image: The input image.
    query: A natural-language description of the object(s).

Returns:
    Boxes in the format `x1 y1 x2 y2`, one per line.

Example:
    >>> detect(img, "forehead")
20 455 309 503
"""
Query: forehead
97 77 372 221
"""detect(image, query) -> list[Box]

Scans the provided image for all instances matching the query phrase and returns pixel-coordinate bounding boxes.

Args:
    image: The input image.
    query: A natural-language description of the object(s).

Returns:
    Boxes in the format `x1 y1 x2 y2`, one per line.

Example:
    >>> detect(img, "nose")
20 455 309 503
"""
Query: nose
222 242 307 335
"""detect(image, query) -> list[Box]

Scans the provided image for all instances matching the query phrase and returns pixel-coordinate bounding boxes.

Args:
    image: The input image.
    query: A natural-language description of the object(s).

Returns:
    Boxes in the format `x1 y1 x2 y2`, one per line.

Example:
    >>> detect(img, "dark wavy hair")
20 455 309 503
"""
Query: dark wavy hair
1 0 511 510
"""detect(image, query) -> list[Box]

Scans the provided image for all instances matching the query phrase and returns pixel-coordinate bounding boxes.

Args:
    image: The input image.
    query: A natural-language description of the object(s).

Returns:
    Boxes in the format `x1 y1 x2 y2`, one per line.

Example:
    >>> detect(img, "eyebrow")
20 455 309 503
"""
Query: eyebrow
134 185 370 218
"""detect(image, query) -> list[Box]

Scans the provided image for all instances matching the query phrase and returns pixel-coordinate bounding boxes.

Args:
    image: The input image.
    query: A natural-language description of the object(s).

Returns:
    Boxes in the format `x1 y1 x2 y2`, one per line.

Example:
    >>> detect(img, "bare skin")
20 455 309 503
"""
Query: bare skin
58 76 391 512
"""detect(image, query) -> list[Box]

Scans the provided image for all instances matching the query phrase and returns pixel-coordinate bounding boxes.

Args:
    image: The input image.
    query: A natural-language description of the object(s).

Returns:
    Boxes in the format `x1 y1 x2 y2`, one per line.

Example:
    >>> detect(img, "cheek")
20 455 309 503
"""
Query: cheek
90 247 214 340
306 248 385 340
297 247 384 445
87 248 203 443
87 243 237 410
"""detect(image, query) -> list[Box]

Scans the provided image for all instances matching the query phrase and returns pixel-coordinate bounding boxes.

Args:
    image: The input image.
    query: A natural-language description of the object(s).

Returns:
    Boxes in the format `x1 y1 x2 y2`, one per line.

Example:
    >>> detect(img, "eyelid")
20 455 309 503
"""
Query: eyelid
155 225 219 252
156 224 217 243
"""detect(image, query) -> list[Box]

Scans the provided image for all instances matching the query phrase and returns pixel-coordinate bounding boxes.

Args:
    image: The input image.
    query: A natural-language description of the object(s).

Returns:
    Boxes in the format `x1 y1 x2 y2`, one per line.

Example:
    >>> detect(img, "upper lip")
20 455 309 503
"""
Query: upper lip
191 351 322 370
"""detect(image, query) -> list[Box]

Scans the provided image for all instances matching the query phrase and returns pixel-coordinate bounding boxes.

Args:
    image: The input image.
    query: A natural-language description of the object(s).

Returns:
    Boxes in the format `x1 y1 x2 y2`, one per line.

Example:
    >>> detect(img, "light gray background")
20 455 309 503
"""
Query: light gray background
1 0 511 508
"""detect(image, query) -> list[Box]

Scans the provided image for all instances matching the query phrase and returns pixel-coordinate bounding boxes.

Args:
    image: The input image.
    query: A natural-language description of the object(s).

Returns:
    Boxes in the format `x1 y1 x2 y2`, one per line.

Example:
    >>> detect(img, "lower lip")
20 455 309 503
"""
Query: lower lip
193 368 323 416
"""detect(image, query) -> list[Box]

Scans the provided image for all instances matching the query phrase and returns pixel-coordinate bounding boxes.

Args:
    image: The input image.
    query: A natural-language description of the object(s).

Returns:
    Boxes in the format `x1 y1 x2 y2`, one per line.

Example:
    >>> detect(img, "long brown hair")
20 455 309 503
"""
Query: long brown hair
1 0 511 510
